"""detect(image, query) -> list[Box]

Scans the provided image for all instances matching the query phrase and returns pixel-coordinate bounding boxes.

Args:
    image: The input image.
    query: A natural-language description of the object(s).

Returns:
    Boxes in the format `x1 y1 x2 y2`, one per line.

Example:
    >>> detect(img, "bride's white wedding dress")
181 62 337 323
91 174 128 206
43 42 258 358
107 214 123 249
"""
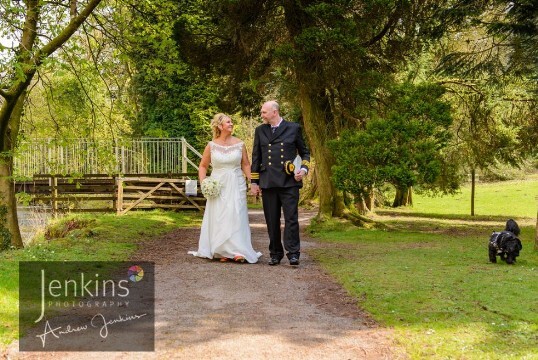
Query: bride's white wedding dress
189 141 261 263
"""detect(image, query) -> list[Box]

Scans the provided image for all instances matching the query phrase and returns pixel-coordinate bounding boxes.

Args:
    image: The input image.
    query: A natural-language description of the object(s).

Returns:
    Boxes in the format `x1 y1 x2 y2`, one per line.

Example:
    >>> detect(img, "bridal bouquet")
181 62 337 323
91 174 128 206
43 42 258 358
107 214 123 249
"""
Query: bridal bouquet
201 178 222 199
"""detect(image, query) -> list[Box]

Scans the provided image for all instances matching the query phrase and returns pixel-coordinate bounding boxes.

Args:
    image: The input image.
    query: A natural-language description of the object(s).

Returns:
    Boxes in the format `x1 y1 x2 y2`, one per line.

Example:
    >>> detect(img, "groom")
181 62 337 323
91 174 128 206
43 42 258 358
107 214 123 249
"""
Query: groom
250 101 310 266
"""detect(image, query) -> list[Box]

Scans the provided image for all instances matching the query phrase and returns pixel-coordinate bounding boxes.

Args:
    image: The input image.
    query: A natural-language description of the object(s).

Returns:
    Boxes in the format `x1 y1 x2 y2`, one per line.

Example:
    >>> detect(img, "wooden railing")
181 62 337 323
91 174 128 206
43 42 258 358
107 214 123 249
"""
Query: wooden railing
22 173 205 214
14 137 202 178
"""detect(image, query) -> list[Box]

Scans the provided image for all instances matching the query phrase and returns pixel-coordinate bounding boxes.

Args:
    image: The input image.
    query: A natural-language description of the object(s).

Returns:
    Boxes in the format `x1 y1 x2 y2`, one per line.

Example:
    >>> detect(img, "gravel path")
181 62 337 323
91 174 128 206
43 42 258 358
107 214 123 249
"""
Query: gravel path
6 209 401 359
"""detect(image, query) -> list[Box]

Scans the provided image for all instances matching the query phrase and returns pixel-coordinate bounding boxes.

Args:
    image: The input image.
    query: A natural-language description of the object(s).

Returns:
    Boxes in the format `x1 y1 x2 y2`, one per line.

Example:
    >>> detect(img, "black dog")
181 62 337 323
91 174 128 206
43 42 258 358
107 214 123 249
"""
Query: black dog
489 219 522 264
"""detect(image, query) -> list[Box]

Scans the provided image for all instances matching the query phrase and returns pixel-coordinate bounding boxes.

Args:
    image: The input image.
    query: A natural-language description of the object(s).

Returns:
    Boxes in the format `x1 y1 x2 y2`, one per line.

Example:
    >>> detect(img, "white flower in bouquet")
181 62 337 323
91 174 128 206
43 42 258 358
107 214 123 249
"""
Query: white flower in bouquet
201 178 221 199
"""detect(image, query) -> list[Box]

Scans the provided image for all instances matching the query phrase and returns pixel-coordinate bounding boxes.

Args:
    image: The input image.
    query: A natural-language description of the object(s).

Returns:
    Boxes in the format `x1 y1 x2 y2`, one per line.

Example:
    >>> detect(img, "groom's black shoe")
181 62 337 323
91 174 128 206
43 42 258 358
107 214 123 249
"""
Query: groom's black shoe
289 256 299 266
268 257 281 266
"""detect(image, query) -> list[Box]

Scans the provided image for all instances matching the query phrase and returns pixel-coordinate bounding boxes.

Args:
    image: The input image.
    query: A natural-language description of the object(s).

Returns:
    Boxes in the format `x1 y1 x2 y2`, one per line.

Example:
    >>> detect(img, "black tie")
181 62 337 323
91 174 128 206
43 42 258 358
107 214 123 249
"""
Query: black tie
271 126 277 134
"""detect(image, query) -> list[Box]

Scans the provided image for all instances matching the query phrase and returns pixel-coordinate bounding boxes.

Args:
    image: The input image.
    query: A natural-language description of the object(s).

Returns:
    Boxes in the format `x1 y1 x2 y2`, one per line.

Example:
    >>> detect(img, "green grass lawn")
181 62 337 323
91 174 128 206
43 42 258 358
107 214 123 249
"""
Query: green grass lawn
0 210 201 350
308 176 538 359
399 173 538 219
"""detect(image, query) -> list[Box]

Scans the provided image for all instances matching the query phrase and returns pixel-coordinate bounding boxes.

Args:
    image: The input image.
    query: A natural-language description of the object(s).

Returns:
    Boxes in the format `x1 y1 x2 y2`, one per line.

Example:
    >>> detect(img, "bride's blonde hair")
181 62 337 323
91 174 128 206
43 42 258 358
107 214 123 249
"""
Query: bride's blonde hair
211 113 229 138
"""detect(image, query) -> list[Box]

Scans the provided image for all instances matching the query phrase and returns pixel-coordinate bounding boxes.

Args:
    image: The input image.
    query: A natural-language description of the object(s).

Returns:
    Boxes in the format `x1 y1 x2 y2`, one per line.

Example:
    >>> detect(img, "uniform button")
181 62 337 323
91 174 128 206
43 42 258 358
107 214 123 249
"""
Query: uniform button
281 143 284 145
281 155 284 158
268 162 272 165
268 150 271 153
281 149 284 152
280 161 283 164
268 144 271 147
268 156 272 159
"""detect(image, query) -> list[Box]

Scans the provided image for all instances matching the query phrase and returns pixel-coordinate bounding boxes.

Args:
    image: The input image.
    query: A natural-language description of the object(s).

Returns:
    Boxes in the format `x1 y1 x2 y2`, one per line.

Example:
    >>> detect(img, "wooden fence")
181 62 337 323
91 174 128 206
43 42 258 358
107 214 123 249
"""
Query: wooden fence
22 174 205 214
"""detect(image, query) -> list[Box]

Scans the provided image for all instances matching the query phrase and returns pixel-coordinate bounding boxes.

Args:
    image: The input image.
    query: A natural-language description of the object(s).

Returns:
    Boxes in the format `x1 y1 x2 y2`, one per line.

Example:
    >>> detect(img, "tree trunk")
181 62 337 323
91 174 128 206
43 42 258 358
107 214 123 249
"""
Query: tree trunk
392 186 413 207
0 159 23 249
354 188 374 215
365 188 374 212
355 199 369 215
534 202 538 250
281 0 345 219
298 86 345 218
471 168 476 216
0 96 24 249
0 92 26 249
70 0 78 18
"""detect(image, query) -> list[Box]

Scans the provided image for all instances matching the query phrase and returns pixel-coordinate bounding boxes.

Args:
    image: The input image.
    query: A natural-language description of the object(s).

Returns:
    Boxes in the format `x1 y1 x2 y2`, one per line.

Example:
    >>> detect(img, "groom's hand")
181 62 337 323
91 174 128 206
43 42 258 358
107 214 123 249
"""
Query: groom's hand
250 183 260 196
294 169 306 182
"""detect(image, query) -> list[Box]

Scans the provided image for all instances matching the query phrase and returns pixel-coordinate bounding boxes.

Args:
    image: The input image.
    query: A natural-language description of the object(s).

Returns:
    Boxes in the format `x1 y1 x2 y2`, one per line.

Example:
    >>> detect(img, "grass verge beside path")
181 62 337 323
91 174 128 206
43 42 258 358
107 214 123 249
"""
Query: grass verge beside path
397 174 538 218
0 210 201 350
308 174 538 359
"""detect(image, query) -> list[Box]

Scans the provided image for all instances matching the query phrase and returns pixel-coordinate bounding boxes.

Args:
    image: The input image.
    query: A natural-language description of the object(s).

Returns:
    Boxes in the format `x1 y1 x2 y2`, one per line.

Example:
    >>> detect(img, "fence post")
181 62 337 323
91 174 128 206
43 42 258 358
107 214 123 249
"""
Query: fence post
115 139 120 173
50 175 58 215
47 139 52 174
116 177 123 215
121 145 126 174
181 138 188 174
535 196 538 250
112 175 117 212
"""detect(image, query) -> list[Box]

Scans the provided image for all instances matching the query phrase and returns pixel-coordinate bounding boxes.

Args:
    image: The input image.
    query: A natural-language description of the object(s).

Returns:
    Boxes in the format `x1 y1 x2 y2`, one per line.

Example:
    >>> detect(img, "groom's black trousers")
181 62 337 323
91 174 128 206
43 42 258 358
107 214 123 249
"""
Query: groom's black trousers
261 186 300 259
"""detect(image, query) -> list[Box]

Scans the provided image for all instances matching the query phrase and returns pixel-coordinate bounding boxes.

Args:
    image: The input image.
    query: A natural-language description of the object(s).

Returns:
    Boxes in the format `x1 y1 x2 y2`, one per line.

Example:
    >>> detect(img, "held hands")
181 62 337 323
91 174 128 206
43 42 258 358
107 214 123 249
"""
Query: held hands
250 183 261 196
250 168 306 194
294 169 306 182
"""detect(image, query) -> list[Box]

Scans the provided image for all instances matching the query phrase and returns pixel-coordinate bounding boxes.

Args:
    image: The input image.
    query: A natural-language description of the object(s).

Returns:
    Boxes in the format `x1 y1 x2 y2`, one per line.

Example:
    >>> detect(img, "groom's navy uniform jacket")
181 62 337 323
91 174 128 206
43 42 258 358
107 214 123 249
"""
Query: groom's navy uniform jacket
251 119 310 260
250 119 310 188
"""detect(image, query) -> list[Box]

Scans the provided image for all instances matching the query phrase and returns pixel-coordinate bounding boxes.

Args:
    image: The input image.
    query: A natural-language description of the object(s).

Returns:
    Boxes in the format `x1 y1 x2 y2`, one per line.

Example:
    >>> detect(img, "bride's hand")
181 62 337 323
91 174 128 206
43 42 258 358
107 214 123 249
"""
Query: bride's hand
294 169 306 182
250 183 260 196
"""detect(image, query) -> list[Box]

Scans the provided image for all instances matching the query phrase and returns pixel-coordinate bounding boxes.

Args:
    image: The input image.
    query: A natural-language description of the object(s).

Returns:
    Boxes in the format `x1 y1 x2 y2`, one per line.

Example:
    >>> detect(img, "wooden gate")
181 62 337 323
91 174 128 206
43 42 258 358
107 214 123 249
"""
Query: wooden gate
116 177 204 215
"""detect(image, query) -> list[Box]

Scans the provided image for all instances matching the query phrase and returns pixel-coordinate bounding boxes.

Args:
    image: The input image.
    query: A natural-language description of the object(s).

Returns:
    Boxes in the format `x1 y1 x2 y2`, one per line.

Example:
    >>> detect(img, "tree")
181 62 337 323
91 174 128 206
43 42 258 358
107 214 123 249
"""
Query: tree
443 82 523 215
329 83 456 210
486 0 538 154
106 0 220 150
436 1 537 154
487 0 538 78
0 0 104 249
21 56 132 141
431 7 534 215
172 0 479 219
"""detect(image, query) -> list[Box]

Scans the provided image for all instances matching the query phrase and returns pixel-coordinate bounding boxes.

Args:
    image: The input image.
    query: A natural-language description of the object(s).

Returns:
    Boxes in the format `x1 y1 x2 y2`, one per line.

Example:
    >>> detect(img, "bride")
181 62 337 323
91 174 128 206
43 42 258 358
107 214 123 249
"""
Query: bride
189 113 261 263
